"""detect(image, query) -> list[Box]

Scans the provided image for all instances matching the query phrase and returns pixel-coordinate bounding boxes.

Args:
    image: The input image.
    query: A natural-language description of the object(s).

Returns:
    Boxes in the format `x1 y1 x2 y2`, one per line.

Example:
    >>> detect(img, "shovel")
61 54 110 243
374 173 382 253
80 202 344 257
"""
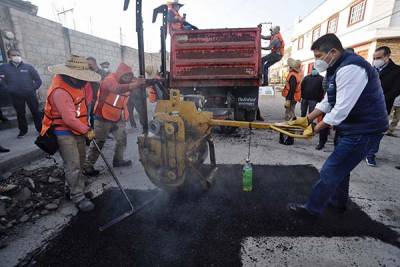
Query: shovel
92 140 158 231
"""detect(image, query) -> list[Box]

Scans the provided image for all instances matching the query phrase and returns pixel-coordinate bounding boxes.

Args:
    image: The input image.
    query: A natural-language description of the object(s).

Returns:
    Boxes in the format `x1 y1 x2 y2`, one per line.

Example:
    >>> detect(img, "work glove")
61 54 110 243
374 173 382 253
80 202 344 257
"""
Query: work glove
303 124 314 137
287 116 309 128
284 100 291 109
86 129 96 141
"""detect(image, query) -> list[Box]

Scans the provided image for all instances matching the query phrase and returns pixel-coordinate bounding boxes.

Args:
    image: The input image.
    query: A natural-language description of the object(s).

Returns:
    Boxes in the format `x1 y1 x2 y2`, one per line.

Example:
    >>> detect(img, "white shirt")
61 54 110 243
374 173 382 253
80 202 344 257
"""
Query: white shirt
315 65 368 126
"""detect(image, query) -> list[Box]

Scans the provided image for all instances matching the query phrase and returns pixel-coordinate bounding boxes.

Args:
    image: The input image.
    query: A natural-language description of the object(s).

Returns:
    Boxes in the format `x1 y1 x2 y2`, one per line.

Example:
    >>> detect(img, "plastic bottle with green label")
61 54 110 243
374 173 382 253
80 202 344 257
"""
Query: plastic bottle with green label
242 159 253 192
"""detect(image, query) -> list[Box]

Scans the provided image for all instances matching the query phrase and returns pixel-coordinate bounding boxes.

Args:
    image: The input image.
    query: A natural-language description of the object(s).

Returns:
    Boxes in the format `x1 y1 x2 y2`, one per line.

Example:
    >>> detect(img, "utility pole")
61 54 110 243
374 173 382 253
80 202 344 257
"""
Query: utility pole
57 7 76 30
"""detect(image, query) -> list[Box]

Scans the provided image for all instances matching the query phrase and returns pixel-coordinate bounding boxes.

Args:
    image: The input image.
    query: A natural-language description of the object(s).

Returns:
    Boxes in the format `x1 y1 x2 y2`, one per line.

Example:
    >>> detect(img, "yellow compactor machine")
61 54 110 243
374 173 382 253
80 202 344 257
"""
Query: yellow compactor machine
137 90 310 191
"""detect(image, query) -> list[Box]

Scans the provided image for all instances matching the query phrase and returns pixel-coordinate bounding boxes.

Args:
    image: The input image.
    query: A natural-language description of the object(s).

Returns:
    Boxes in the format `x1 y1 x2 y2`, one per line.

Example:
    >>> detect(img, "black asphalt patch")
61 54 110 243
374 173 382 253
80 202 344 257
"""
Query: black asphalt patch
31 165 400 267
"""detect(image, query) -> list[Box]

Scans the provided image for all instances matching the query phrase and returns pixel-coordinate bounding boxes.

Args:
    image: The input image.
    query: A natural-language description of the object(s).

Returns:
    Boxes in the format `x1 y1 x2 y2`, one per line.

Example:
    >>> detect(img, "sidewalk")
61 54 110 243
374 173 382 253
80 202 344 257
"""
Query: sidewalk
0 125 44 175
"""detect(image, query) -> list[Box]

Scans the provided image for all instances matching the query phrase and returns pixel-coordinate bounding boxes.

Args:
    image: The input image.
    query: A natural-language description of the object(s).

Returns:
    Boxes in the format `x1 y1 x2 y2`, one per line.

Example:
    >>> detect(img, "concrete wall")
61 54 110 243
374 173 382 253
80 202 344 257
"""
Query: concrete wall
0 6 162 104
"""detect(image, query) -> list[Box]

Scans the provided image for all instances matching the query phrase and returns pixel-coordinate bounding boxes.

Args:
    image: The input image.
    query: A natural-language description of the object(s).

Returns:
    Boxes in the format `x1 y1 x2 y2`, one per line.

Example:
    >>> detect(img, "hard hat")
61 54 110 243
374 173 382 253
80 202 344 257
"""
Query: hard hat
167 0 184 6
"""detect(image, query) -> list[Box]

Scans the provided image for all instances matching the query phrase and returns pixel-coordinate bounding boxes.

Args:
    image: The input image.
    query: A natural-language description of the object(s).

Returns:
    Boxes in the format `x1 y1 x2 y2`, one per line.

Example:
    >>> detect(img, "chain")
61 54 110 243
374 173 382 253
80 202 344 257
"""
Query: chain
247 124 252 162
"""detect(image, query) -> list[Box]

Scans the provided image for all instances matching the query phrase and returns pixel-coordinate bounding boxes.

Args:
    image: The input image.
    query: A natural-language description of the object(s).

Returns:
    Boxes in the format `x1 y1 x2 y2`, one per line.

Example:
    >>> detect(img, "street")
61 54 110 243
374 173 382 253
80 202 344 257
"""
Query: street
1 94 399 266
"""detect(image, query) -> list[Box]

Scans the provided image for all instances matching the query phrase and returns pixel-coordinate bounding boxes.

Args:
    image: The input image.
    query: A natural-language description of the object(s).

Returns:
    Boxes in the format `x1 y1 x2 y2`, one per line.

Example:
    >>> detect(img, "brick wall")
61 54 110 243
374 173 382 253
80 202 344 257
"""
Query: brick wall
1 7 163 104
376 38 400 64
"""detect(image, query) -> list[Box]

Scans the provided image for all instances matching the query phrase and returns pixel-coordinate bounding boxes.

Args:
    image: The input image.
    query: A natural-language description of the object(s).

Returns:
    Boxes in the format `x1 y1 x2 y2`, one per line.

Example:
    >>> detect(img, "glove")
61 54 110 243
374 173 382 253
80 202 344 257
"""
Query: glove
86 129 95 141
287 116 309 128
303 124 314 137
284 100 291 109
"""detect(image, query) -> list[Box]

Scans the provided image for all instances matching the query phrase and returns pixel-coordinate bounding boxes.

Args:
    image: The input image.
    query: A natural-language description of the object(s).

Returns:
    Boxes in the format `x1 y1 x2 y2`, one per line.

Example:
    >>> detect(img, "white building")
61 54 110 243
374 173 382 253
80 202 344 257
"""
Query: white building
291 0 400 76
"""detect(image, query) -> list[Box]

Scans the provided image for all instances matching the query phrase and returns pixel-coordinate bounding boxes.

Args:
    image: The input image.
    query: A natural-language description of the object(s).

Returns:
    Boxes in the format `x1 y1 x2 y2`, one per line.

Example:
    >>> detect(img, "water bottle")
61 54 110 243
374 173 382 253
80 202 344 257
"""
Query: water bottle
242 159 253 192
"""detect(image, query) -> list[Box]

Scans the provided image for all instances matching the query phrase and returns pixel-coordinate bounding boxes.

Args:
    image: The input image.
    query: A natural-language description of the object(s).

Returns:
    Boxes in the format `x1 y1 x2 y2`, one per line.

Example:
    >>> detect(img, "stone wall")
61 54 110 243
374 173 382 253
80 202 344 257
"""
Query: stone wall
0 6 163 104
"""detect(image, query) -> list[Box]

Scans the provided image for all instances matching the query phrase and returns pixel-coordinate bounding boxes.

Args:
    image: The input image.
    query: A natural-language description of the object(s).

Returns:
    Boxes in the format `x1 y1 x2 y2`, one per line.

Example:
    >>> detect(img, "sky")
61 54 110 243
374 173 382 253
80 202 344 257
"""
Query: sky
29 0 325 52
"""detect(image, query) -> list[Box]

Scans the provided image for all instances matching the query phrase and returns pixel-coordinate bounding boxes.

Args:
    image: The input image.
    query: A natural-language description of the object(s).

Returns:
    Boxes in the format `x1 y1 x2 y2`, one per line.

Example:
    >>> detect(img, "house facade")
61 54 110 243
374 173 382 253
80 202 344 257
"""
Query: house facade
291 0 400 76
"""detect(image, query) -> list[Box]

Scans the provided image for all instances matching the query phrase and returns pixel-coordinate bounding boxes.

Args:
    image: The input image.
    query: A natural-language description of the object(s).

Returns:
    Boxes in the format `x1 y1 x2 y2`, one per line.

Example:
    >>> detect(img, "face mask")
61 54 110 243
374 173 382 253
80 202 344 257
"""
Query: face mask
373 59 386 69
11 56 22 64
311 69 319 76
314 51 334 73
103 68 109 72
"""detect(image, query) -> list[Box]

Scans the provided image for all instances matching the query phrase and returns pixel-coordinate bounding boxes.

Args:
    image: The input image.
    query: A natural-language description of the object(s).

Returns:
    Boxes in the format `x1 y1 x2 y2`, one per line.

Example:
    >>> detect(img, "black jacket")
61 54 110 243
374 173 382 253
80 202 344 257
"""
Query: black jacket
0 62 42 97
377 59 400 114
300 74 324 101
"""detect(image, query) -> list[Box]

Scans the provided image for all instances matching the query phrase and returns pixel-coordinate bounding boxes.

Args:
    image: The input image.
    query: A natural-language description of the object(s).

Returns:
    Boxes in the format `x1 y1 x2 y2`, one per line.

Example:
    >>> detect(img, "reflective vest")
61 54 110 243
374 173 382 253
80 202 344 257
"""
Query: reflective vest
168 7 183 33
147 87 157 103
94 82 130 122
282 70 302 102
271 32 285 55
41 75 88 136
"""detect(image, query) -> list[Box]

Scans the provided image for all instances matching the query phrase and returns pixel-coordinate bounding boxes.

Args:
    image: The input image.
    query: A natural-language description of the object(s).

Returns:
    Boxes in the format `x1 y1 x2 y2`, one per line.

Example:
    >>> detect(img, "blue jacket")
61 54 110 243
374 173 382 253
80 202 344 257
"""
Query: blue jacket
0 62 42 97
326 52 388 136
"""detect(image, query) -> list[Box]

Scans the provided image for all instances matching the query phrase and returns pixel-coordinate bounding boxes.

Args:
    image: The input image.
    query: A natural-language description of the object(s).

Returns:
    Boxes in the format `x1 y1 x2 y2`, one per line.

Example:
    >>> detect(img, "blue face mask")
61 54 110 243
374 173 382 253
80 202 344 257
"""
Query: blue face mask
311 69 319 76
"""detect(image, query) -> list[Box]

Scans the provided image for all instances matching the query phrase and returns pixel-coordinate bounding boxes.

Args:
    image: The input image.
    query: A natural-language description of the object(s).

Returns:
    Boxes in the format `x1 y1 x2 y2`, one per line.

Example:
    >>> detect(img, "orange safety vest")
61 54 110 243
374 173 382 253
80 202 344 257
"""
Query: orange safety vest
41 75 88 136
271 32 285 55
168 6 183 33
94 81 130 122
147 87 157 103
282 70 302 102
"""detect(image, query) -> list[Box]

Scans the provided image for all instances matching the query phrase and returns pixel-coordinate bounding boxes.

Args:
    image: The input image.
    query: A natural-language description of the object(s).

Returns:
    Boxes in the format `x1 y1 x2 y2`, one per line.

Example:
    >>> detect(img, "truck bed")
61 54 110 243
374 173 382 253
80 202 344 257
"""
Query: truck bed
170 27 262 88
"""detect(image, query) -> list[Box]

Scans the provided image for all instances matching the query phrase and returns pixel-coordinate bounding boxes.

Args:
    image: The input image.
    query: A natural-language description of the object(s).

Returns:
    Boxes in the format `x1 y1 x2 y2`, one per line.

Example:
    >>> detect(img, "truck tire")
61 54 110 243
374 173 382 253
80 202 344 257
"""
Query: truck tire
245 109 257 122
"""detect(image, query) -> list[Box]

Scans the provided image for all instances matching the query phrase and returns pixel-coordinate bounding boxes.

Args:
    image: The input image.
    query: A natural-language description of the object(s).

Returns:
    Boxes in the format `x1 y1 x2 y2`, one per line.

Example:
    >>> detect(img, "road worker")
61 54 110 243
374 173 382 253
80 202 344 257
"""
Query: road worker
279 58 302 146
42 55 101 212
288 34 388 218
167 0 197 35
261 26 285 86
83 63 146 175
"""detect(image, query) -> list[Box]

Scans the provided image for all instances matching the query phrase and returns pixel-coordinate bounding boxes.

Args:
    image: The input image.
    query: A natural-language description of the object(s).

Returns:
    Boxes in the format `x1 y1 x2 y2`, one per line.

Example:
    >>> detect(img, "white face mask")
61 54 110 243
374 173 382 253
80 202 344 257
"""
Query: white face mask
11 56 22 64
103 67 109 72
314 51 334 73
373 59 386 69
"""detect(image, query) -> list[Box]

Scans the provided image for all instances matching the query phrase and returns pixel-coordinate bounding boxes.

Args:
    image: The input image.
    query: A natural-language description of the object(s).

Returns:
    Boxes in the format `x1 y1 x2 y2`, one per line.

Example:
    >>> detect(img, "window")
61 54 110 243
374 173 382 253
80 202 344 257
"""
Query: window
312 25 321 43
349 0 367 26
297 35 304 50
327 14 339 33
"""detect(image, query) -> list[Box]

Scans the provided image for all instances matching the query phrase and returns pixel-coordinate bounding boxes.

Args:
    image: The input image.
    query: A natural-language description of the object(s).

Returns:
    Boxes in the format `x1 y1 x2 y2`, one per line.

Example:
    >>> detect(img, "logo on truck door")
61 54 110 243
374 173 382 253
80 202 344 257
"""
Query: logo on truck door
237 97 257 108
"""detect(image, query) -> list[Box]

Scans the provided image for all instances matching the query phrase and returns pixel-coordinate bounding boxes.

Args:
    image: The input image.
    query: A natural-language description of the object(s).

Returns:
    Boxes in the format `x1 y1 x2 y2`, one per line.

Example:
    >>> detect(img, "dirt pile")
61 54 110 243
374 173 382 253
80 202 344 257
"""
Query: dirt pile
0 166 65 248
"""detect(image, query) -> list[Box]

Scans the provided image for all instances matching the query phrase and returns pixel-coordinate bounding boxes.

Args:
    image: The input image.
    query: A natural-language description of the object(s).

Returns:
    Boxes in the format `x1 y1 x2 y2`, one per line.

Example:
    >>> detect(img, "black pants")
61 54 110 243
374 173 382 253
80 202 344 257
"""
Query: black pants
127 94 146 128
319 127 330 146
262 53 282 83
301 99 318 117
10 94 42 133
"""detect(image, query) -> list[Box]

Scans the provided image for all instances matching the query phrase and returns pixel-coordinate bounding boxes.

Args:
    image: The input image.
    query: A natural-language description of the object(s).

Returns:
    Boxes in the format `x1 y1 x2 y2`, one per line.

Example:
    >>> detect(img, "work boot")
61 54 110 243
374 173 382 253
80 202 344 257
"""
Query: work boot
0 116 9 122
77 198 95 212
113 160 132 168
395 166 400 170
17 131 27 138
287 203 318 219
284 137 294 146
83 166 100 177
0 145 10 153
0 178 18 194
315 143 325 150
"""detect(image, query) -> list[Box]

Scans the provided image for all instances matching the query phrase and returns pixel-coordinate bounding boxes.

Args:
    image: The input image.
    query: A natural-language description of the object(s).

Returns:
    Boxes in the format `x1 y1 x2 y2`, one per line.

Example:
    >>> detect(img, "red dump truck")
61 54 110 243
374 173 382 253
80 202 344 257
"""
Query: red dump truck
169 27 262 122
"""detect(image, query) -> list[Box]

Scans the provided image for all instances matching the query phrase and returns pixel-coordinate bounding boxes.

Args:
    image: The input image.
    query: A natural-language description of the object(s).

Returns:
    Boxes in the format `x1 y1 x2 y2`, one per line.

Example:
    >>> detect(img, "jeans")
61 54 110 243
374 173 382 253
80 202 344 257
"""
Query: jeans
305 133 383 215
284 100 297 121
10 93 42 133
388 106 400 134
262 53 282 84
300 99 317 117
366 134 384 159
127 91 147 128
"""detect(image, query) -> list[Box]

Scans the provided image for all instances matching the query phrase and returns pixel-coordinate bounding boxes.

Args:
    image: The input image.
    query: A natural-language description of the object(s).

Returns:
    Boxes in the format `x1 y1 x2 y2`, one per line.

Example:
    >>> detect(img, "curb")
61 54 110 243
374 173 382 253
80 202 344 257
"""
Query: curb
0 148 46 174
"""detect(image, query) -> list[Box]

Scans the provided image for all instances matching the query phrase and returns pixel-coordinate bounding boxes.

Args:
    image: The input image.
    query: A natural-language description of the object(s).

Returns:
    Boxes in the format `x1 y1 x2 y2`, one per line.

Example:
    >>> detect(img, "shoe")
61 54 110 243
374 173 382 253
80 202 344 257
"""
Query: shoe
113 160 132 168
77 198 95 212
386 132 398 137
315 143 325 150
395 166 400 170
366 157 377 167
83 167 100 177
284 137 294 146
0 180 18 194
17 131 27 138
327 203 347 214
0 146 10 153
287 203 318 219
